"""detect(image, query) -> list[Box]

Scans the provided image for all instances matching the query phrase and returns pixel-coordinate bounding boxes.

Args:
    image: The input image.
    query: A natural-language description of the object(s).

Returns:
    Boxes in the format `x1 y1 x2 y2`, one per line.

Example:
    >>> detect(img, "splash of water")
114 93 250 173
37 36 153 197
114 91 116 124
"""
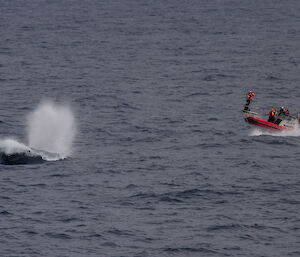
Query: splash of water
0 101 76 164
250 126 300 137
0 138 30 155
27 101 76 158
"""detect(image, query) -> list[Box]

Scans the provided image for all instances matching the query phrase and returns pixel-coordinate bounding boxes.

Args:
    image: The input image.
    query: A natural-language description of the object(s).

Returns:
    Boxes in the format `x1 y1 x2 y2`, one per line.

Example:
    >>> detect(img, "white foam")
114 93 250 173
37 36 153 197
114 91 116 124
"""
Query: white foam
0 138 30 154
249 125 300 137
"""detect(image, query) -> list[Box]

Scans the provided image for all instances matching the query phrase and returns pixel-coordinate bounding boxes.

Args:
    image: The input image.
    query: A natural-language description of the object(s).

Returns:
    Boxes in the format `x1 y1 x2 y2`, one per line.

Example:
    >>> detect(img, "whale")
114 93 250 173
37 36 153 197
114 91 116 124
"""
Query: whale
0 150 44 165
0 139 62 165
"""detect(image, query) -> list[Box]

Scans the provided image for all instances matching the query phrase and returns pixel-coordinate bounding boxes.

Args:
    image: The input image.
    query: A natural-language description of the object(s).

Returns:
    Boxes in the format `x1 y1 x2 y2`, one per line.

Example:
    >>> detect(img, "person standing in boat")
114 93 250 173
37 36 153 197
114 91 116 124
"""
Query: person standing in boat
244 90 255 111
268 108 276 123
274 106 290 124
278 106 286 117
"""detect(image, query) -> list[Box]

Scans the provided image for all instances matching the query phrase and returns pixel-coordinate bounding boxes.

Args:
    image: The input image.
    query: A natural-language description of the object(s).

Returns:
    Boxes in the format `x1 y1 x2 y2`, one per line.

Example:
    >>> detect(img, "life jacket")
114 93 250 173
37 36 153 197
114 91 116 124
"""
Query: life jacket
279 107 285 114
247 92 255 99
268 109 275 116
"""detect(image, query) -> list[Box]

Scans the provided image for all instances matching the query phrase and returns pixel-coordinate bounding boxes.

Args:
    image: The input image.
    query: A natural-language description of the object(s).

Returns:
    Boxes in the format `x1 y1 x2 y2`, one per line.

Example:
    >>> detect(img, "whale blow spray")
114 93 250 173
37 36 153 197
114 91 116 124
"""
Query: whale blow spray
27 101 76 158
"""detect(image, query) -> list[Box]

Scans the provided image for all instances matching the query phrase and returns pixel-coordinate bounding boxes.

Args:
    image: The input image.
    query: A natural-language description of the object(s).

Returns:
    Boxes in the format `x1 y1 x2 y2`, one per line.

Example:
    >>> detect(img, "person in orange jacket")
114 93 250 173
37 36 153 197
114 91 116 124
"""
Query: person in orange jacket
278 106 286 117
268 108 276 123
244 91 255 111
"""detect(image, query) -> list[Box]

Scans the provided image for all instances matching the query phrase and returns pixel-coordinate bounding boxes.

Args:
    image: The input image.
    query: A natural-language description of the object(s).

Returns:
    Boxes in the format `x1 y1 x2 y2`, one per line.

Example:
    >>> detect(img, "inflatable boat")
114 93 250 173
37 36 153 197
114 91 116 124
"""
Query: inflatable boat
242 91 298 132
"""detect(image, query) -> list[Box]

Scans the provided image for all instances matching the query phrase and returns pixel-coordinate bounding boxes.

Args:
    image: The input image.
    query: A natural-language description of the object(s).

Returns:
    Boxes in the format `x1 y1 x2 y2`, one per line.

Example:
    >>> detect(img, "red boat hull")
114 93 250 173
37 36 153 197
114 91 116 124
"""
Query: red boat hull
245 117 289 131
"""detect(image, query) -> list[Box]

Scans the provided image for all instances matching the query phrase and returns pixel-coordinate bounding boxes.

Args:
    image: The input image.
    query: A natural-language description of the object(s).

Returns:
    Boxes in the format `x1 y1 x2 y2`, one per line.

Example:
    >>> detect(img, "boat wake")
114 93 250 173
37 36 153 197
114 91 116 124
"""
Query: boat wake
250 125 300 137
0 101 76 165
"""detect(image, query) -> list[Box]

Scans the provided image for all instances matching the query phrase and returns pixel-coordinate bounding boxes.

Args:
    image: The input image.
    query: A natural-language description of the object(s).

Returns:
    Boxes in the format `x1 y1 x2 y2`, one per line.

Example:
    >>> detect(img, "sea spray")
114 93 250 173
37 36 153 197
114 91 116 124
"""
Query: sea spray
250 125 300 137
27 101 76 158
0 138 30 154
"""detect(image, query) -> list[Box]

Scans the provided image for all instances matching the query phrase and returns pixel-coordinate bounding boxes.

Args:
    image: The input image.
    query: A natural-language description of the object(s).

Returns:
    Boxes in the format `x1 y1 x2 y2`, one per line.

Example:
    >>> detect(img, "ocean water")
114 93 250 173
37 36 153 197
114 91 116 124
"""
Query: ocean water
1 0 300 256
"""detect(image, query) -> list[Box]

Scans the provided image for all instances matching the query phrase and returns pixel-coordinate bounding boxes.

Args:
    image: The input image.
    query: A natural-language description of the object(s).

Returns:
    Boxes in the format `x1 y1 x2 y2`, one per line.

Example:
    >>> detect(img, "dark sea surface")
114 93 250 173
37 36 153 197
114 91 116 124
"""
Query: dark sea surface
1 0 300 256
